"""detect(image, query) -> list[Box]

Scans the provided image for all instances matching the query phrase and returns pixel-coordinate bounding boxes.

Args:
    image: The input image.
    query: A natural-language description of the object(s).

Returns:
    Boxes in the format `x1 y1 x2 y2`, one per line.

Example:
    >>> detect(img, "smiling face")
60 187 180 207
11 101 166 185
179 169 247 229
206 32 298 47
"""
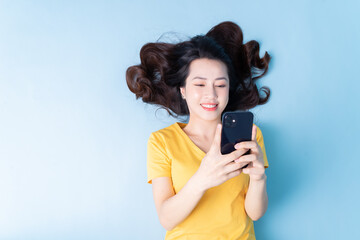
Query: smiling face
180 58 229 122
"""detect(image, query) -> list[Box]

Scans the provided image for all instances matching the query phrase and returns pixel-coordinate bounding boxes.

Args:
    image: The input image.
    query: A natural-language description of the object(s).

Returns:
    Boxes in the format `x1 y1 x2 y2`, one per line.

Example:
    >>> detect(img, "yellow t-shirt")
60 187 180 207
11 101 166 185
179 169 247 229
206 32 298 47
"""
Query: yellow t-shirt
147 122 269 240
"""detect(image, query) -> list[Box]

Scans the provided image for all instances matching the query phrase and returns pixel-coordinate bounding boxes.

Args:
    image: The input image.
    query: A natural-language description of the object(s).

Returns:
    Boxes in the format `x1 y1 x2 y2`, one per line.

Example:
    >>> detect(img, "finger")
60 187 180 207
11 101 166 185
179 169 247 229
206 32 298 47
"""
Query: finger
234 153 256 163
251 125 257 141
235 141 258 152
235 154 264 168
226 168 242 179
224 161 246 172
239 161 251 169
223 148 249 163
210 123 222 153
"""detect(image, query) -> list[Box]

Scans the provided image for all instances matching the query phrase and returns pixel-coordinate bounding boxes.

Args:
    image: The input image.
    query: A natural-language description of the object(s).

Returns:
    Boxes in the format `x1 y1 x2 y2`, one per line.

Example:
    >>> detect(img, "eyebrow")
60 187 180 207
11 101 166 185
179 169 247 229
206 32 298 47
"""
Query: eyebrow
192 76 228 81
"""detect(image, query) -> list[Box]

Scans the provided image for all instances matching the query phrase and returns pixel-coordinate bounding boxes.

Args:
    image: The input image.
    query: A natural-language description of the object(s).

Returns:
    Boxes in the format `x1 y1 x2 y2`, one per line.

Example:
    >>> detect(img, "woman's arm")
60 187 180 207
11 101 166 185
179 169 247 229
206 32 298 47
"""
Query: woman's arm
235 125 268 221
152 174 205 231
244 175 268 221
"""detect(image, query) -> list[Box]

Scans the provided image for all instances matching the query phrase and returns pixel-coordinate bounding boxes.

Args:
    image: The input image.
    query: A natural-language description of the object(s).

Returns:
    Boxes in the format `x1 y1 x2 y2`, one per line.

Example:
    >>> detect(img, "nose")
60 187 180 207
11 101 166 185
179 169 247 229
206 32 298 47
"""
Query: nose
204 85 217 100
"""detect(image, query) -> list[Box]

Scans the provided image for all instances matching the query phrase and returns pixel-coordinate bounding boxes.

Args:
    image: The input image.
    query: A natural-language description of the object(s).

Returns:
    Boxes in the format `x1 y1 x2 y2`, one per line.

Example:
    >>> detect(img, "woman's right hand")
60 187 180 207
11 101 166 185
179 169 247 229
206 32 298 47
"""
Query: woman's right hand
193 123 250 192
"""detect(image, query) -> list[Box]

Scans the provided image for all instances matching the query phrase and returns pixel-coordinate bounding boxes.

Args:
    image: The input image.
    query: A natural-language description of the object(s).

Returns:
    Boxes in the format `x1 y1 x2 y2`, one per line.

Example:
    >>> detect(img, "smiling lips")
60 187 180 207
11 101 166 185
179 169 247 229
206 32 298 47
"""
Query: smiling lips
200 103 218 111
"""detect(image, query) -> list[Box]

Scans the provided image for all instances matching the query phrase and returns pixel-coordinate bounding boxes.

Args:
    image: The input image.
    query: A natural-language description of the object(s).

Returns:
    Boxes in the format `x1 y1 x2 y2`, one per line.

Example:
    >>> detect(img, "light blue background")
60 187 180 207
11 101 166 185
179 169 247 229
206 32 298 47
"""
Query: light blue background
0 0 359 239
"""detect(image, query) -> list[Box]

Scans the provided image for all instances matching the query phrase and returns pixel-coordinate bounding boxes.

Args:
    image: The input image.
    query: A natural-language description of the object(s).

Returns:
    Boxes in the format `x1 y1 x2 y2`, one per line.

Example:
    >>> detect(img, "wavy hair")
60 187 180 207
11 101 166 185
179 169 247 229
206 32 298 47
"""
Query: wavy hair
126 21 271 117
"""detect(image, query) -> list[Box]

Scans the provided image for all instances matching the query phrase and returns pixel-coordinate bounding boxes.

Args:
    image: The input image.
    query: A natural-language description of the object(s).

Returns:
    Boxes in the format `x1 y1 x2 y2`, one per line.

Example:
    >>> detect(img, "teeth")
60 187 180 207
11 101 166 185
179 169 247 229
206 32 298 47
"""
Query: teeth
202 104 217 108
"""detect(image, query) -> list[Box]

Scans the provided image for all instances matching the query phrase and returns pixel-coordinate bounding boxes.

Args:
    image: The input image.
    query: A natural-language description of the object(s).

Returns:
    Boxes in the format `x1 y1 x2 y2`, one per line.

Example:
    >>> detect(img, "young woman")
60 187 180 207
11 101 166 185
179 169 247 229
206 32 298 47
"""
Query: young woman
126 21 271 240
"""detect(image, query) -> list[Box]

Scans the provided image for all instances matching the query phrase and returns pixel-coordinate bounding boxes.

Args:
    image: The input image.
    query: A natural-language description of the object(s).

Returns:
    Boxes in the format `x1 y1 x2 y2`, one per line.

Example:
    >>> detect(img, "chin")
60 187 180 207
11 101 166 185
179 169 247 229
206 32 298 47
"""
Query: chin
199 111 224 122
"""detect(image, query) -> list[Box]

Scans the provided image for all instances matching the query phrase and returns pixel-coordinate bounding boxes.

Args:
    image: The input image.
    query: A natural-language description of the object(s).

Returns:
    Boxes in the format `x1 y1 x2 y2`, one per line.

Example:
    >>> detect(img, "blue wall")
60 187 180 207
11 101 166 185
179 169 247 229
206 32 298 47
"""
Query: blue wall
0 1 359 239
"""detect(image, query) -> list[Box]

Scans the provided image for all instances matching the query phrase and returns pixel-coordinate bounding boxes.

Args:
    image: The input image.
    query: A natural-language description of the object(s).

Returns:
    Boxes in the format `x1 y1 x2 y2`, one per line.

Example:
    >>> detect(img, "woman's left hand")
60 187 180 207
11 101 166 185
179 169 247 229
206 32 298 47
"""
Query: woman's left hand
233 125 266 182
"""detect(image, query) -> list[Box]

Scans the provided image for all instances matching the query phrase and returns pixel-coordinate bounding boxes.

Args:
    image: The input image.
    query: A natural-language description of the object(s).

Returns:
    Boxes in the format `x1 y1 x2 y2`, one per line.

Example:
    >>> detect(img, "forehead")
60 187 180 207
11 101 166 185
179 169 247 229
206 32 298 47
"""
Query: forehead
187 58 228 78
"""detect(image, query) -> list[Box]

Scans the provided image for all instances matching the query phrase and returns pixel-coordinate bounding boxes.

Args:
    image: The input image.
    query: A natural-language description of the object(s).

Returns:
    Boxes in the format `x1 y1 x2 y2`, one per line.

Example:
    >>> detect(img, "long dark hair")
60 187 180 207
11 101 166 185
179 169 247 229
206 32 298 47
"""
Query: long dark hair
126 21 271 117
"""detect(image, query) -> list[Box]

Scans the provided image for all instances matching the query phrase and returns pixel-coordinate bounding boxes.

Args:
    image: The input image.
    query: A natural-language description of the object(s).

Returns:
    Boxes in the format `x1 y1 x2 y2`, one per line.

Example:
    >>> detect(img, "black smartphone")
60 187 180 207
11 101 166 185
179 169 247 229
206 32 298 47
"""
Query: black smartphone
221 111 254 168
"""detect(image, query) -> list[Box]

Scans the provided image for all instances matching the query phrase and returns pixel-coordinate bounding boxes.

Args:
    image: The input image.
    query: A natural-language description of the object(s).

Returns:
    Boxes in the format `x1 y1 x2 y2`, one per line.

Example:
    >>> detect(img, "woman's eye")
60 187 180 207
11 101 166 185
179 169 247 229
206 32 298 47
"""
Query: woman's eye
194 84 226 87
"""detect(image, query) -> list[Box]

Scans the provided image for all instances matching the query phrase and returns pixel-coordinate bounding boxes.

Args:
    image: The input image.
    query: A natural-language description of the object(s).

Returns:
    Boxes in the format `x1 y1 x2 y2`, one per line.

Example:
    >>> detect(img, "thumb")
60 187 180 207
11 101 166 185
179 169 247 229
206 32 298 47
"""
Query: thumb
251 124 257 141
210 123 222 153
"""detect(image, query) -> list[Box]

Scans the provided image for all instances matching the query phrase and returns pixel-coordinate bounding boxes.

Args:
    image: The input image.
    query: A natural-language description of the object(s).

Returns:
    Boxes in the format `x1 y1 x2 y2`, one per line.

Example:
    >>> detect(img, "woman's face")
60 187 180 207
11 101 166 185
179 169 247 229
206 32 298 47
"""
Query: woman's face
180 58 229 122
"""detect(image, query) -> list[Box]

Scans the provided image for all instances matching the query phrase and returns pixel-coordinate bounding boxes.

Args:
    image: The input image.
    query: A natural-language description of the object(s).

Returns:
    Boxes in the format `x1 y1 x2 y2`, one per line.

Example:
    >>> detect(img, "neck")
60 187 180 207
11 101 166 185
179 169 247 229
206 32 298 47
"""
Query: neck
183 115 221 138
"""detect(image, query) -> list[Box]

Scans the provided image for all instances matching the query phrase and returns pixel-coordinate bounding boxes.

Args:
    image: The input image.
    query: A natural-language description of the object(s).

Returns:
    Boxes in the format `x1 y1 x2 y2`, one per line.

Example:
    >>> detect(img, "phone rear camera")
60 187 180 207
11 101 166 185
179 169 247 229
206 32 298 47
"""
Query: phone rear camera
224 114 237 128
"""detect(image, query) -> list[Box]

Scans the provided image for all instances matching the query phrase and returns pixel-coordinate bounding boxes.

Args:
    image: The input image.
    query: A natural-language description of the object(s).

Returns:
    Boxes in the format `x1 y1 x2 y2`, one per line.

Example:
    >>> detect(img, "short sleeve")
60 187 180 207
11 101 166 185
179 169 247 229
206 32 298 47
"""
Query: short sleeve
147 132 171 184
255 125 269 168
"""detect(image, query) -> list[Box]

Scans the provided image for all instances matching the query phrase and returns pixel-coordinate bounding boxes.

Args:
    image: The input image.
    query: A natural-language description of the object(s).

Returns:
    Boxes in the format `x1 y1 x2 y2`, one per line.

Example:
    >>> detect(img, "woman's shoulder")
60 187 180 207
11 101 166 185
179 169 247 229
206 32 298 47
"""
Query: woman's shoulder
148 122 184 142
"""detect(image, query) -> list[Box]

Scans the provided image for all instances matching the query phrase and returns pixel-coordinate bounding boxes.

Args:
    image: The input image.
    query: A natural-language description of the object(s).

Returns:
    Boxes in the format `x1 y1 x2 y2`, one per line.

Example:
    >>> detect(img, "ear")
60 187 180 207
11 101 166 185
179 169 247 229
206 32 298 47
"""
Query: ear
180 87 186 98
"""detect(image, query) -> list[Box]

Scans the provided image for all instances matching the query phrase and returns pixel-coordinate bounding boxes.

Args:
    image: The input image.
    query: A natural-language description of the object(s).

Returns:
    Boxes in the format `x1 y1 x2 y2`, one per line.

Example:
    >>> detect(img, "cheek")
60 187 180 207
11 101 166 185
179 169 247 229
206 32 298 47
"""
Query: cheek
218 88 229 101
186 88 202 101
